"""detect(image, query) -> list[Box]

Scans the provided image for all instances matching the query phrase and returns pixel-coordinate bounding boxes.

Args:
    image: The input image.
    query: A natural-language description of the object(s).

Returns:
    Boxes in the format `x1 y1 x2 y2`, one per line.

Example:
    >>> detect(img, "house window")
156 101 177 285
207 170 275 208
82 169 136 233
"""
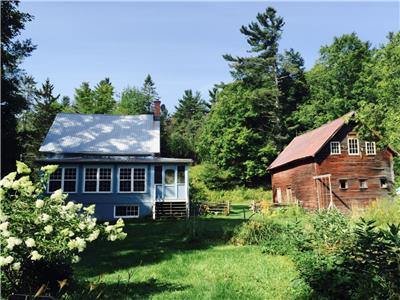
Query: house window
330 141 341 155
177 166 185 184
114 205 139 218
380 177 388 189
154 165 162 184
119 168 132 192
348 138 360 155
133 168 146 192
276 187 282 203
84 167 112 193
365 142 376 155
48 168 77 193
359 179 368 189
339 179 348 190
165 169 175 185
117 167 146 192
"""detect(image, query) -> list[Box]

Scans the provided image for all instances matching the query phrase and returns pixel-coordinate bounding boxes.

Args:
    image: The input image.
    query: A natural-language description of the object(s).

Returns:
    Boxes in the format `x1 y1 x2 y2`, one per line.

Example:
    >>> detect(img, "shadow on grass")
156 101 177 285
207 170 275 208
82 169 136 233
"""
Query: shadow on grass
76 217 245 278
69 277 190 300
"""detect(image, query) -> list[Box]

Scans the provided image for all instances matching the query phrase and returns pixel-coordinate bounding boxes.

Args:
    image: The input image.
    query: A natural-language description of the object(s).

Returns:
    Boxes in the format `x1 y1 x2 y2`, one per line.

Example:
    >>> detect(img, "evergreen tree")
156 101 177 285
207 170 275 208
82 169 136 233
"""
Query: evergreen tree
18 79 63 163
141 74 159 112
93 78 115 114
1 0 36 175
114 86 149 115
165 90 208 159
74 82 94 113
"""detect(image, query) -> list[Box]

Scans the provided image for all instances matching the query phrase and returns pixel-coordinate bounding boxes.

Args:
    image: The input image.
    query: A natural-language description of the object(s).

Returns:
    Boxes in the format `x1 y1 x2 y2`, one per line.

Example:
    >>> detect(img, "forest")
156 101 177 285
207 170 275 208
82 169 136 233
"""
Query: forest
2 2 400 188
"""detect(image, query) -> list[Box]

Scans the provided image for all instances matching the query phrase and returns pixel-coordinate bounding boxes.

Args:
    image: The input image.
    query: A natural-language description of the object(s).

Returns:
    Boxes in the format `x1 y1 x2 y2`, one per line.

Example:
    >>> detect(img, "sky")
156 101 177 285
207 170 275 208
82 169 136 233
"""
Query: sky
20 1 400 112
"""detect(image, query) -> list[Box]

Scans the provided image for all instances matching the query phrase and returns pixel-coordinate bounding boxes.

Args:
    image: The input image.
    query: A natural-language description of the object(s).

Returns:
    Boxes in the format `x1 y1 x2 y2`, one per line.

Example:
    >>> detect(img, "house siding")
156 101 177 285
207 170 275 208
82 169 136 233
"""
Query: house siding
50 162 188 220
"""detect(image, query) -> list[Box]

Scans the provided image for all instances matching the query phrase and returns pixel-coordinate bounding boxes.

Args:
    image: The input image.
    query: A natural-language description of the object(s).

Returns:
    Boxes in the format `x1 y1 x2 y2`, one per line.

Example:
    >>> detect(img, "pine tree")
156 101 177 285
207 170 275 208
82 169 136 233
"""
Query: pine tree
141 74 159 112
93 78 115 113
114 86 149 115
74 82 94 113
1 1 36 175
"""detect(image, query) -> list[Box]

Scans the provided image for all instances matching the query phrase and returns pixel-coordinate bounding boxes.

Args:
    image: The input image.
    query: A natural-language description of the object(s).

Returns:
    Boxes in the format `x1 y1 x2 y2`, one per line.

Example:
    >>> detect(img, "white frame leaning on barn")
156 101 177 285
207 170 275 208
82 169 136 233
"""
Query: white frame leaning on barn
47 167 78 194
83 166 113 194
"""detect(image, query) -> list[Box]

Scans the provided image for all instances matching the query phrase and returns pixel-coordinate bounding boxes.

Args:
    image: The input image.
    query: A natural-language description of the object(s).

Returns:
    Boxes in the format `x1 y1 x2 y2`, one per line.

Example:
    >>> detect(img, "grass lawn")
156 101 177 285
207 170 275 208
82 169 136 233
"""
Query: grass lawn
73 205 306 299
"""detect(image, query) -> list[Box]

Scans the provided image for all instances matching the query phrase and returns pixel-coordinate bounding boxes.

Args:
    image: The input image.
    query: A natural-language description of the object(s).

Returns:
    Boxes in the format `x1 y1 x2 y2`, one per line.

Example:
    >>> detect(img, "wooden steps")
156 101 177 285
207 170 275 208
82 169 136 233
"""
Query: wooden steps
155 202 188 220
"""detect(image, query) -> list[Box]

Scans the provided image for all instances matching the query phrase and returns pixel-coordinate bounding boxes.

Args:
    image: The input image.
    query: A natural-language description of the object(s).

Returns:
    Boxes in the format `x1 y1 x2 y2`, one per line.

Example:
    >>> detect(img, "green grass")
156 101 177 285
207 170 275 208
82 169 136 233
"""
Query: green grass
72 206 306 299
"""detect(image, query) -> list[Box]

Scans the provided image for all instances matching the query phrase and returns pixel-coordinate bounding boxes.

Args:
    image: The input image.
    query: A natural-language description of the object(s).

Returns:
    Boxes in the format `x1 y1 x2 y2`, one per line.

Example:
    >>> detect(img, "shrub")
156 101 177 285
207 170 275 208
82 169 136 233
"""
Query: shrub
0 162 127 296
355 197 400 227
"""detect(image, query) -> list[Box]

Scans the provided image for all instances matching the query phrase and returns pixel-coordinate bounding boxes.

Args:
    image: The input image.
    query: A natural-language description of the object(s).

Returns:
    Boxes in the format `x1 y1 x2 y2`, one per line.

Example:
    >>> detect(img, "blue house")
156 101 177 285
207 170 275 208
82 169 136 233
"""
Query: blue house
37 101 192 220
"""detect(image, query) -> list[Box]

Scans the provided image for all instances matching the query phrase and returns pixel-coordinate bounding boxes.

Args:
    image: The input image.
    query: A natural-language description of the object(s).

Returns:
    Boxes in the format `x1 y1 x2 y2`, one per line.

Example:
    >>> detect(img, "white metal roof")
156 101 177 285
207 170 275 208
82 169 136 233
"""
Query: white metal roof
39 113 160 155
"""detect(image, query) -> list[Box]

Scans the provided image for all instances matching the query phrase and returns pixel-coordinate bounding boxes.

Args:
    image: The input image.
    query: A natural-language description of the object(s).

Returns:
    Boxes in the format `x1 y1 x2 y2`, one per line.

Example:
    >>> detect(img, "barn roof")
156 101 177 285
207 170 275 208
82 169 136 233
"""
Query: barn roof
39 113 160 155
268 112 355 171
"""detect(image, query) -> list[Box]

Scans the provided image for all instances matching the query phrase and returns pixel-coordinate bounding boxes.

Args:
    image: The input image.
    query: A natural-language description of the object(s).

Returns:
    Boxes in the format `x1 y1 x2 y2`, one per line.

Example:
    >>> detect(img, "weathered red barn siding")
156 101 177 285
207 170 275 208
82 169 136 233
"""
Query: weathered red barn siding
271 159 318 209
270 122 395 211
315 125 394 209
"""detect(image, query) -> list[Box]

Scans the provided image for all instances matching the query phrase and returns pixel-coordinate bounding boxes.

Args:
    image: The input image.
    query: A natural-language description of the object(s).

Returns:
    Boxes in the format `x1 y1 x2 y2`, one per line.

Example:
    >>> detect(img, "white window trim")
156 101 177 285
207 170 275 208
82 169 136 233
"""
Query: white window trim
117 167 147 193
365 141 376 155
359 179 368 189
47 167 78 194
330 141 341 155
347 138 360 155
83 167 113 194
339 179 348 190
114 205 140 218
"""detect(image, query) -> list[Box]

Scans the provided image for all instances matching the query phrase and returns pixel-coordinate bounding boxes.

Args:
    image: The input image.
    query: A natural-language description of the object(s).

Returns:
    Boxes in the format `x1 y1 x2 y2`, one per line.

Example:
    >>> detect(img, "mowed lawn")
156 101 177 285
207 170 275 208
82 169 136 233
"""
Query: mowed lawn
73 206 304 299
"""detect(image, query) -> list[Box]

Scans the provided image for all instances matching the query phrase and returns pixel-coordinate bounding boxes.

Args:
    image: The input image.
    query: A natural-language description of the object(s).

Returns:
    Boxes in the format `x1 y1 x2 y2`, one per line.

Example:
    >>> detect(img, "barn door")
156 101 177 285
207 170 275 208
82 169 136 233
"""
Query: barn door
313 174 334 210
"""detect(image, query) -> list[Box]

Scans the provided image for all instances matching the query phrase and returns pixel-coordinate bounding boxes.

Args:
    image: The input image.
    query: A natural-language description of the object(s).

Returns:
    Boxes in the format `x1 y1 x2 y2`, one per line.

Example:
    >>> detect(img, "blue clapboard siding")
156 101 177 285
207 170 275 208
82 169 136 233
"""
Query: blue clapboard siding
52 163 188 220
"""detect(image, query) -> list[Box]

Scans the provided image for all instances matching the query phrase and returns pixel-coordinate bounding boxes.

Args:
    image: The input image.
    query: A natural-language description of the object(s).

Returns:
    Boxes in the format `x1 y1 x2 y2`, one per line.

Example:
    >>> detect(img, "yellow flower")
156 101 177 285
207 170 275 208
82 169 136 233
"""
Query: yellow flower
30 251 43 261
40 165 59 174
16 161 31 174
35 200 45 209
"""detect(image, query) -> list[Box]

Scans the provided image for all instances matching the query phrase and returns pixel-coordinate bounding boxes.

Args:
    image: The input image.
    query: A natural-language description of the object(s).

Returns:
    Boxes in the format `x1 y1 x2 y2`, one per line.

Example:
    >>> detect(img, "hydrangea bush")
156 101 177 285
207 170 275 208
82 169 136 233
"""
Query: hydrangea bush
0 162 127 296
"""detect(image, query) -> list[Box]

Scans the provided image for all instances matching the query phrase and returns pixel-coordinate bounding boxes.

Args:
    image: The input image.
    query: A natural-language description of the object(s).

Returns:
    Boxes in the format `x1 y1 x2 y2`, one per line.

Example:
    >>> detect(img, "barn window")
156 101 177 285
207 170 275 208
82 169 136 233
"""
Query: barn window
365 142 376 155
339 179 348 190
348 138 360 155
330 141 341 155
380 178 388 189
114 205 139 218
359 179 368 189
165 169 175 185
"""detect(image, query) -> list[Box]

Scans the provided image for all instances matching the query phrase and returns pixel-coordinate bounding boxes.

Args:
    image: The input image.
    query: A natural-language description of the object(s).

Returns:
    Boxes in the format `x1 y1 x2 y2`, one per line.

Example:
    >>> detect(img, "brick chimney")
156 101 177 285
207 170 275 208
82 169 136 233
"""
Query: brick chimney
153 100 161 121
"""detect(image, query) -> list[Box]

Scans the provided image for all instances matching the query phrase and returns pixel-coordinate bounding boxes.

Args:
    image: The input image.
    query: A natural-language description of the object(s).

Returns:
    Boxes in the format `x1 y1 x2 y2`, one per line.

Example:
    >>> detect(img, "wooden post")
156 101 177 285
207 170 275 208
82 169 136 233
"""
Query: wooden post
227 201 230 215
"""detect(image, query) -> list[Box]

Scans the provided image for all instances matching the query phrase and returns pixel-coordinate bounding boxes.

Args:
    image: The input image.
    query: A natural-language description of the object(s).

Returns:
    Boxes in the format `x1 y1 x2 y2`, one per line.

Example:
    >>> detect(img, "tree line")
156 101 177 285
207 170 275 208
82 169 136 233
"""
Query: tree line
2 2 399 187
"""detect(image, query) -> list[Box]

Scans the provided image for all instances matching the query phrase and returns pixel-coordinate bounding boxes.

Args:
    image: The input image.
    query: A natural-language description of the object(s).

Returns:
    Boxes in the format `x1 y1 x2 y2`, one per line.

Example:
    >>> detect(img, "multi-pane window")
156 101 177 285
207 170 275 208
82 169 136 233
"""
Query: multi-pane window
165 169 175 185
154 166 162 184
48 168 77 193
84 167 112 192
330 141 341 155
133 168 145 192
114 205 139 218
339 179 348 190
119 168 131 192
118 168 146 192
177 166 185 184
359 179 368 189
365 142 376 155
348 138 360 155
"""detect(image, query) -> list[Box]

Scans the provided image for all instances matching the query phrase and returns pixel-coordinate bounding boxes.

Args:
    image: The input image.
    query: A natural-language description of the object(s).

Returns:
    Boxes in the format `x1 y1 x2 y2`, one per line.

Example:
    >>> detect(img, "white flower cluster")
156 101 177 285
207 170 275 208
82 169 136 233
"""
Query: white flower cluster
0 162 127 281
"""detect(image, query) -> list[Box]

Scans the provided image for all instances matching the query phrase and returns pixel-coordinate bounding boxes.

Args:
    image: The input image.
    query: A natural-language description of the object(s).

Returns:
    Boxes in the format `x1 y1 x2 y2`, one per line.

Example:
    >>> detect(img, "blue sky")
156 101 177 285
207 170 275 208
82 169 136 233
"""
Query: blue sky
20 1 399 111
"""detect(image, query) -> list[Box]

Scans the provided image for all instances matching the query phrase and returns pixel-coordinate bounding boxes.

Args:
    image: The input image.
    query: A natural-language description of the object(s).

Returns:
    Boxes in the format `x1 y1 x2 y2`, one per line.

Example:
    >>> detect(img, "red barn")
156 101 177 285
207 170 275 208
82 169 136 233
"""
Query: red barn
268 112 397 210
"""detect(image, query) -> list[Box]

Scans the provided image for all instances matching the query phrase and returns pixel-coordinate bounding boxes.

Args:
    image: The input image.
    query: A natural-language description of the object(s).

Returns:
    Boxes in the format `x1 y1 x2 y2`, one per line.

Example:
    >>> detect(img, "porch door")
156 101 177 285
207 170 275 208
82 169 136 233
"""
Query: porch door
164 166 177 199
314 174 333 209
